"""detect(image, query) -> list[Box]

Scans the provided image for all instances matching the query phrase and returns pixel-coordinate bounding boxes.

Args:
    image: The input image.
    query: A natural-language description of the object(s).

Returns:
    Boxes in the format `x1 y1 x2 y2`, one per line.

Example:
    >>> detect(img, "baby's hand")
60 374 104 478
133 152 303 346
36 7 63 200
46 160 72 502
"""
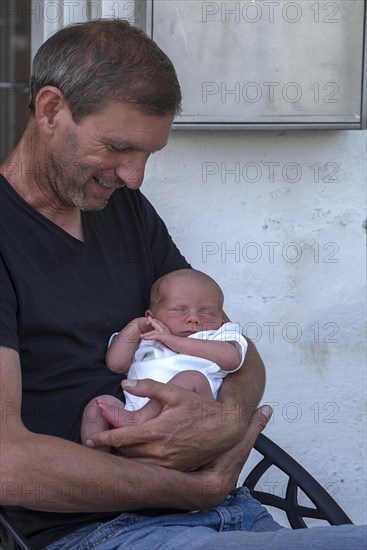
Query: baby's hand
140 316 171 341
135 317 155 334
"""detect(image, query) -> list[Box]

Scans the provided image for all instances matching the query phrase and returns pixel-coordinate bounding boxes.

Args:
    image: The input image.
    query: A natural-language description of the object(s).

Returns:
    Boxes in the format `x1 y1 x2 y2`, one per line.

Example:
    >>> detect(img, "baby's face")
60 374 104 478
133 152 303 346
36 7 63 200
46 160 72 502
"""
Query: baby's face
149 277 223 336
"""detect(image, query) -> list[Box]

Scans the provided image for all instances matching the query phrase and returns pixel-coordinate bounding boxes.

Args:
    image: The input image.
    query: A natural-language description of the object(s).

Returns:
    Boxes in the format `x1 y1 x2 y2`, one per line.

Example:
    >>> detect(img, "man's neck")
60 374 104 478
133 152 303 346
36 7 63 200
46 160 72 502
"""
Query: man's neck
0 126 85 241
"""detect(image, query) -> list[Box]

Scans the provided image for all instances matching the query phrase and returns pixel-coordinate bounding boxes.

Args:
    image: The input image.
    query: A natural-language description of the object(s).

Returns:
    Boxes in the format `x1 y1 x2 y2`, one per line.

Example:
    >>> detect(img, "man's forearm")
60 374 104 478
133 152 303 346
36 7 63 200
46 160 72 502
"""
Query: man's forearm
217 338 266 428
1 430 207 512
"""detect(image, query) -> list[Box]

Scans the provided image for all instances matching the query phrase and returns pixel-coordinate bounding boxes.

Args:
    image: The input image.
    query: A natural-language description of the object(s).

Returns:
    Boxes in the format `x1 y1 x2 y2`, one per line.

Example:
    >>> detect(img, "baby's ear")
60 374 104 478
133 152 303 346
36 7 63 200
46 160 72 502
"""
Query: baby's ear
145 309 153 318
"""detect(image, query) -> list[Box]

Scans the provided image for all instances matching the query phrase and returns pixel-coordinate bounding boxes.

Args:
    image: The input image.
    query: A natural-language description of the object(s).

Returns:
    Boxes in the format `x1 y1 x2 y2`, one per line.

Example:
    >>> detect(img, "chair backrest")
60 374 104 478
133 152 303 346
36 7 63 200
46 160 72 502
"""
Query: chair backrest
0 507 31 550
243 433 353 529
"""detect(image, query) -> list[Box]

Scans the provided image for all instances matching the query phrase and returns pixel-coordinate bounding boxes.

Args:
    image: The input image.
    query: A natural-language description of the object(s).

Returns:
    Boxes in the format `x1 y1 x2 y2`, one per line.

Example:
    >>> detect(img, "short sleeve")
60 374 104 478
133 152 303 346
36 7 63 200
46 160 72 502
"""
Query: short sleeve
0 252 19 352
107 332 119 349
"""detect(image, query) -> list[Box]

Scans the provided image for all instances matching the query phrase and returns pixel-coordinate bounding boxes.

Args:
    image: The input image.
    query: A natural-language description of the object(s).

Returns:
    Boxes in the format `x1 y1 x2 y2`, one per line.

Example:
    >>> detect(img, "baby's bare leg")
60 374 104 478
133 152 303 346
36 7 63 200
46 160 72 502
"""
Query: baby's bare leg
169 370 214 399
81 396 112 452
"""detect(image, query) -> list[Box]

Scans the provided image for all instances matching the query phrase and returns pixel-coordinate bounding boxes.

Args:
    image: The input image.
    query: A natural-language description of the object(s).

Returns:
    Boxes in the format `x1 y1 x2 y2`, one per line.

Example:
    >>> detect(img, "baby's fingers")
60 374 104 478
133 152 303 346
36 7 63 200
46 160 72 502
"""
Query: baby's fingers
140 330 158 340
148 317 165 330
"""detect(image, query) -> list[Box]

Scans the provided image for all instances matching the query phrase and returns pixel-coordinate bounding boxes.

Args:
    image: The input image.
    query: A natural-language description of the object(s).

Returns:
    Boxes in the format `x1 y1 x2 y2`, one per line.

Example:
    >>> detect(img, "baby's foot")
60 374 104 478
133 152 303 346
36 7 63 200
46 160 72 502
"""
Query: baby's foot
96 397 142 427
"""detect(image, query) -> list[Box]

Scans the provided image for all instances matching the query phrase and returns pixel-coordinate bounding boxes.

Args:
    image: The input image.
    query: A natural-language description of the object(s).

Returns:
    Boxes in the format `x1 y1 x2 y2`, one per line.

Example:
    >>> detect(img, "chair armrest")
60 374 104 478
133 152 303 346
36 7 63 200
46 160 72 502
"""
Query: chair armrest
243 433 353 528
0 507 31 550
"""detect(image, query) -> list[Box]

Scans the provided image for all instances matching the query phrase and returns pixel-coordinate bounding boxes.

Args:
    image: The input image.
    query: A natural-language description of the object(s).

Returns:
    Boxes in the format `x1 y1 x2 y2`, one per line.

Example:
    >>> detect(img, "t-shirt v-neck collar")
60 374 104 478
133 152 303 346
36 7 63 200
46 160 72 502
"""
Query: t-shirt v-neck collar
0 174 88 245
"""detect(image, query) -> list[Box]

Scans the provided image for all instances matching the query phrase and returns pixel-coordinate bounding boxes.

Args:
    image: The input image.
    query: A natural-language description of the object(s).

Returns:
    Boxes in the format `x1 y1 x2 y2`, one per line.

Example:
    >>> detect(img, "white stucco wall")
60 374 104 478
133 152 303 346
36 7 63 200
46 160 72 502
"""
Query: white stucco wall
143 129 367 525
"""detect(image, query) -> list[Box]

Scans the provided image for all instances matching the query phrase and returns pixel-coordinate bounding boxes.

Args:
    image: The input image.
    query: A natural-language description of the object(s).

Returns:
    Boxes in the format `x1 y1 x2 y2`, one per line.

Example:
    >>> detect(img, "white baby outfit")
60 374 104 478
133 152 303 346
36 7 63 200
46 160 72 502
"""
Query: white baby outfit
110 322 247 411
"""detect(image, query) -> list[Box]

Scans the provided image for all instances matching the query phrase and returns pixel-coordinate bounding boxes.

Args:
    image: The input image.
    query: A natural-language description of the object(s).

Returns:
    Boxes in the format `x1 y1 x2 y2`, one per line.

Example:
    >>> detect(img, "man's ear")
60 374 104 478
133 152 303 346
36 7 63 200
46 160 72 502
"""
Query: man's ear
34 86 68 132
145 309 153 318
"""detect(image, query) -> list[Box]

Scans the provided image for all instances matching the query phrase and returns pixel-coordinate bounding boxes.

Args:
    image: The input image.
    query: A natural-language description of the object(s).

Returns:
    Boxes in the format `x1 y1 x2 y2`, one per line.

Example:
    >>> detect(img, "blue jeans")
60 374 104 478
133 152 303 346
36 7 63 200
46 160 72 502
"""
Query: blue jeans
45 487 366 550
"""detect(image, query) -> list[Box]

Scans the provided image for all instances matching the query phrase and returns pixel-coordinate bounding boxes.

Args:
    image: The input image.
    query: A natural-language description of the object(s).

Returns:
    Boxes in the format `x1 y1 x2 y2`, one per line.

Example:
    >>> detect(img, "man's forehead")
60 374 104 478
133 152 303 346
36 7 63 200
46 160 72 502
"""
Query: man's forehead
95 104 173 152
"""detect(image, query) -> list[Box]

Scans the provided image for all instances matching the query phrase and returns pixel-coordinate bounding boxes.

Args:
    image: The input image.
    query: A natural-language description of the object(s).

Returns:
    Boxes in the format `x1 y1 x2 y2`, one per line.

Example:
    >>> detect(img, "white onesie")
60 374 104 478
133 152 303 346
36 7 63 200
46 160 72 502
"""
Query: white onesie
109 322 247 411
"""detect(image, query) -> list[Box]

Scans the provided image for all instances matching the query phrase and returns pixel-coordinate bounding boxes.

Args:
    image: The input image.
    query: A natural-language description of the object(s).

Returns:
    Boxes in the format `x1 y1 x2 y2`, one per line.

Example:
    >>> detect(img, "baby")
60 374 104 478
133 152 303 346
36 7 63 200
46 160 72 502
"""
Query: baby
81 269 247 448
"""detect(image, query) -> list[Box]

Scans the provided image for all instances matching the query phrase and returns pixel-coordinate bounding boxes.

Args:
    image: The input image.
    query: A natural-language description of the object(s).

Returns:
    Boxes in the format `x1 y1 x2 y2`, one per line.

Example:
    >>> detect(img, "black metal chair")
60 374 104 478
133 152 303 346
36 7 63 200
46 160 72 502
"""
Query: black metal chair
0 509 29 550
243 433 352 528
0 433 353 549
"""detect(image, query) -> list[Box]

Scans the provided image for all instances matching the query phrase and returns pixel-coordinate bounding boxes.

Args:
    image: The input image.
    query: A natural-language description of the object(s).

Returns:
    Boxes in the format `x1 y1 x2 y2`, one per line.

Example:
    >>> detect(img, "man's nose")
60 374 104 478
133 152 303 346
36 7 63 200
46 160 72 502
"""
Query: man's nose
115 153 150 190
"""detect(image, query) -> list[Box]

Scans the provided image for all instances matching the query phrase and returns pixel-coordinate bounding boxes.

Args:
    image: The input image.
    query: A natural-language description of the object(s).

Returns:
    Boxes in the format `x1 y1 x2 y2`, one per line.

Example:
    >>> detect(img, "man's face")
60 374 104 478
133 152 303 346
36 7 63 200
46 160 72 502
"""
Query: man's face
45 101 174 211
149 278 223 337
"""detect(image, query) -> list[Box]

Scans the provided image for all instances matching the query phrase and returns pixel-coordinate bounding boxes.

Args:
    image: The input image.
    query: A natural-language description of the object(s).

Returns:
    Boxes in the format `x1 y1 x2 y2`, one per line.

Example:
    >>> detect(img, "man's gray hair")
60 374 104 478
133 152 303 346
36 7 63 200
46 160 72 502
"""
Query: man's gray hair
29 18 182 121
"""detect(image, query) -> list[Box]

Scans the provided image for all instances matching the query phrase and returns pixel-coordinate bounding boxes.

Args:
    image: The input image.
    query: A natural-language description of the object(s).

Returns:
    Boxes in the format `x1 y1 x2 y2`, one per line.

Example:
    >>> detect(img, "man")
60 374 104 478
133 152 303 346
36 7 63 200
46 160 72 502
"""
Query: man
0 18 365 549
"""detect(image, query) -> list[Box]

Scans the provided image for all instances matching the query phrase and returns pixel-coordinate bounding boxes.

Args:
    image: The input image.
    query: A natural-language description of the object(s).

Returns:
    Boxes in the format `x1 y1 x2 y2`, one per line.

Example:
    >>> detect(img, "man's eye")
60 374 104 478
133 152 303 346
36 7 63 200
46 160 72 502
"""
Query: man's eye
110 145 132 153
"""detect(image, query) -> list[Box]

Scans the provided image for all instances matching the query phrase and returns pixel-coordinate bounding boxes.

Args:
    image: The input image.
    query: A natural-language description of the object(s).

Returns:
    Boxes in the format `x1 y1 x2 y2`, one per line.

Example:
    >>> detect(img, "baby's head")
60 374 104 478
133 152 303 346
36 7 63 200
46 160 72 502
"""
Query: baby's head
147 269 224 336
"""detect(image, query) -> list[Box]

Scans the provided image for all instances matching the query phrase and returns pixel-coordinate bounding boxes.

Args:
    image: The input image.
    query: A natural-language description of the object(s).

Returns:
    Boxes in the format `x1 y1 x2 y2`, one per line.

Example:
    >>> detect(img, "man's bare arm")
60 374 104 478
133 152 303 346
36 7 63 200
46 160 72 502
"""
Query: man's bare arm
217 311 265 426
0 346 185 511
217 337 266 426
0 346 269 511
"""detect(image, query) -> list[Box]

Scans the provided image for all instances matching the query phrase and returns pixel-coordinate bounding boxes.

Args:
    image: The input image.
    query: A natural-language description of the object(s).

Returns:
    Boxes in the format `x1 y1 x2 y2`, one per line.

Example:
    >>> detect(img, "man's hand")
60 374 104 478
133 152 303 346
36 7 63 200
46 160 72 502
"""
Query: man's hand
85 379 270 471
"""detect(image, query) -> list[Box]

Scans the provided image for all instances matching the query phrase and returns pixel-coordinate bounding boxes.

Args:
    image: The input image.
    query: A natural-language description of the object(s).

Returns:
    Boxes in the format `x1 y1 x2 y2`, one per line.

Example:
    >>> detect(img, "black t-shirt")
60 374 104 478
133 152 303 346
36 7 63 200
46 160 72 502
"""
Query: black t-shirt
0 174 190 548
